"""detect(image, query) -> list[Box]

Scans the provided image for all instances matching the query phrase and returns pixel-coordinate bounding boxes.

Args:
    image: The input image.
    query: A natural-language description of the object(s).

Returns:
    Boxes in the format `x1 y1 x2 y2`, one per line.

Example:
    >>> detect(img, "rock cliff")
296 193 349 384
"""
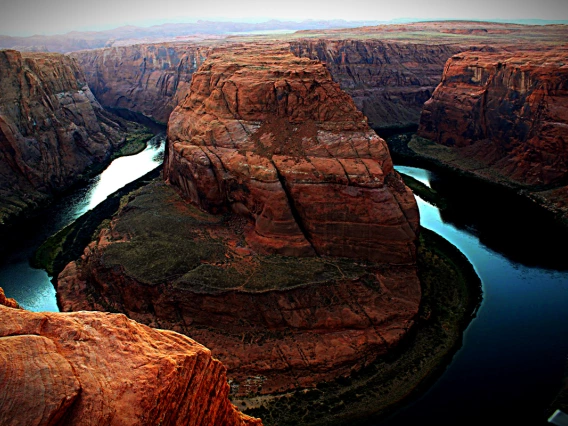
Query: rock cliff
165 44 419 263
72 43 208 123
0 288 261 426
289 39 464 131
57 45 421 395
418 49 568 187
0 50 132 225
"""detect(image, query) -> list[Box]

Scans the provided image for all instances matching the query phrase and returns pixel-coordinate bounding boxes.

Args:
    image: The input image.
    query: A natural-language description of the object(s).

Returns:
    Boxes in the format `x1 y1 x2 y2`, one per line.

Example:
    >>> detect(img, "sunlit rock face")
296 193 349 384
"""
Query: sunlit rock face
0 289 262 426
418 49 568 187
0 50 128 224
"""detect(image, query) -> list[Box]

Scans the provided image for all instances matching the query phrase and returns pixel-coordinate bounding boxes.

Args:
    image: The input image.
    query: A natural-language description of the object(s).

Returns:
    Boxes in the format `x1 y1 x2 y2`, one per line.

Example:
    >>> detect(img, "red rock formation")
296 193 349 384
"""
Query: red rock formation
72 43 208 123
0 289 261 426
0 50 131 225
165 43 419 264
0 287 19 308
57 45 421 396
57 179 421 395
418 49 568 187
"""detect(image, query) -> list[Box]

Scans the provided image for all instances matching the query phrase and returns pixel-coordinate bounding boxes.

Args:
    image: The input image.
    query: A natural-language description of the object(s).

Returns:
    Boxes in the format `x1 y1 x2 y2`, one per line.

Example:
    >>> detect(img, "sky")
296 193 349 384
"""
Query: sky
1 0 567 36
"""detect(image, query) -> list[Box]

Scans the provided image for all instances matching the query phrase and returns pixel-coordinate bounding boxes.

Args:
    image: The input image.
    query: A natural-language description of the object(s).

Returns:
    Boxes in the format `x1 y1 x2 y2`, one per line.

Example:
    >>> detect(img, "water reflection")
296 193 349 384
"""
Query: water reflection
380 166 568 426
0 134 165 312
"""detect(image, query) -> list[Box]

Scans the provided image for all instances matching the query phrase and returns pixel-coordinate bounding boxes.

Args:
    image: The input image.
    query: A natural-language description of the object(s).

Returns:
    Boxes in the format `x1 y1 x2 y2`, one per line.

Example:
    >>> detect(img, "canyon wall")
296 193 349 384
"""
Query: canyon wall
289 39 464 131
72 43 209 123
0 50 132 225
57 44 421 395
418 49 568 187
0 288 261 426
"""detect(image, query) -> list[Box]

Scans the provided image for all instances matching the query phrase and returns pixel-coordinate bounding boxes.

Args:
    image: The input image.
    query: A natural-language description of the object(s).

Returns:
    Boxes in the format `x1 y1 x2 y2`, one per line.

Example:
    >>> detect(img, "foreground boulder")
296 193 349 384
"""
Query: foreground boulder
0 50 135 225
0 289 261 426
418 49 568 187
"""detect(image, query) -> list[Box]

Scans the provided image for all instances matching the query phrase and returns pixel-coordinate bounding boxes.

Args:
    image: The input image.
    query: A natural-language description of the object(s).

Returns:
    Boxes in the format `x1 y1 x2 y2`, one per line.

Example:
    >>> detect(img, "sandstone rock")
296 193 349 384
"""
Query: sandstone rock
0 291 261 426
165 43 419 264
0 287 19 308
289 39 464 131
57 180 421 395
418 49 568 187
72 44 208 123
0 50 131 225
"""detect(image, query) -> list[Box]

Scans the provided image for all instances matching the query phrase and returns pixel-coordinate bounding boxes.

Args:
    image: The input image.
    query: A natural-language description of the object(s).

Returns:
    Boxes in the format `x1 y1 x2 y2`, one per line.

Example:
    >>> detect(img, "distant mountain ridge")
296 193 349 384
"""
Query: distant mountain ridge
0 19 386 53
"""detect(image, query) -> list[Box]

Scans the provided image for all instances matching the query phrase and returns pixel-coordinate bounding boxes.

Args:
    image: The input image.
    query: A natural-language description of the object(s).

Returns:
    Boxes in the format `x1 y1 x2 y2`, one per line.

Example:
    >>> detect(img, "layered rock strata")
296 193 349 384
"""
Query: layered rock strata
289 39 464 130
0 289 261 426
165 44 419 263
0 50 132 225
418 49 568 187
72 43 208 123
57 45 421 395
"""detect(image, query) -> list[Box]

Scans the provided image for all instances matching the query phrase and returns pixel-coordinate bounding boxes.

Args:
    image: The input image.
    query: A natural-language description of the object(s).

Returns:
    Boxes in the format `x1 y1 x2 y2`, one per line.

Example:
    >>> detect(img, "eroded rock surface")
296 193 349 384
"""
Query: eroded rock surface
0 50 132 225
0 290 261 426
165 44 419 264
418 49 568 187
72 44 208 123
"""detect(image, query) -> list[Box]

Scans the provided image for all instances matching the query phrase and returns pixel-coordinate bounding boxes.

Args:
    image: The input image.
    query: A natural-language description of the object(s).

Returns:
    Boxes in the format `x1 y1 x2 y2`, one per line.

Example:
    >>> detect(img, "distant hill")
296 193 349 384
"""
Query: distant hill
0 19 386 53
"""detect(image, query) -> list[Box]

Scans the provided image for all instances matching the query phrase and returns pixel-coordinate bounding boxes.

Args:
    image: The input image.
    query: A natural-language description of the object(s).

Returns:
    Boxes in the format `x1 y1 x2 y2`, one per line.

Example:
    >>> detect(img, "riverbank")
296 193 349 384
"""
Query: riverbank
388 133 568 228
241 227 482 426
0 124 154 245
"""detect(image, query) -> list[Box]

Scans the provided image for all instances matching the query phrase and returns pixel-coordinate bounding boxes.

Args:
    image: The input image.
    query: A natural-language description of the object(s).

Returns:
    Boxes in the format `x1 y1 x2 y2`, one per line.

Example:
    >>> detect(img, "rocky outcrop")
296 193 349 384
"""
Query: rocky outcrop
289 39 464 131
72 44 209 123
57 44 421 396
0 289 261 426
57 179 421 396
418 49 568 187
166 44 419 263
0 50 133 225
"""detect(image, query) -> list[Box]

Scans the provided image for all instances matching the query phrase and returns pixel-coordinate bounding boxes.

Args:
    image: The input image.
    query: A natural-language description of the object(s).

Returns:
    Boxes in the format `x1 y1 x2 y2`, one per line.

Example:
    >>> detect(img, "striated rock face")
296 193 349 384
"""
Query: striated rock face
418 49 568 187
0 50 130 225
289 39 464 131
72 44 209 123
0 290 261 426
165 44 419 264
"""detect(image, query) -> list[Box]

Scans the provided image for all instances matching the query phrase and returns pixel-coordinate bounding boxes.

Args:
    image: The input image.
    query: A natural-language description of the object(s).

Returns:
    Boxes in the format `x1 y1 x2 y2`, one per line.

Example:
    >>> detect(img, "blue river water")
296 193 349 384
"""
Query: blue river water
0 134 165 312
380 165 568 425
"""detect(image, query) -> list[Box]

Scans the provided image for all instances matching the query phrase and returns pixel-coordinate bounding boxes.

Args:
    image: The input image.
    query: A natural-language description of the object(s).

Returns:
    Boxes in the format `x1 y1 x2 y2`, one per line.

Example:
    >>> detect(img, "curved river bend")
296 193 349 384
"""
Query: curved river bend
0 134 165 312
1 147 567 425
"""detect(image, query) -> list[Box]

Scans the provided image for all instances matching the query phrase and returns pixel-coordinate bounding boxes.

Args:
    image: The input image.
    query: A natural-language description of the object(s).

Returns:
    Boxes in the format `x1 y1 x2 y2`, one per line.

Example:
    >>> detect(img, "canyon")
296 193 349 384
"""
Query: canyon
2 19 568 426
56 44 422 397
0 49 146 229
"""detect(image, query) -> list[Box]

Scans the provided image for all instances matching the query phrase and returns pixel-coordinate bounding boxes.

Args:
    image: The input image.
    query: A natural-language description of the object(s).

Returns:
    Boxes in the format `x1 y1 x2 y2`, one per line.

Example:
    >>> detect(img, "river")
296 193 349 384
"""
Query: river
379 165 568 426
0 134 165 312
1 146 567 425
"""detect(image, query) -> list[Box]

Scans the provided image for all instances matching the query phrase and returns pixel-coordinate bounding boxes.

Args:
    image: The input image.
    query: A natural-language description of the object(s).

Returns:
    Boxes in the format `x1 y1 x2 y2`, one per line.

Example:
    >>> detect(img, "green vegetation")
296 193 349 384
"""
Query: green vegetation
100 181 368 291
110 130 154 160
243 228 482 425
32 168 162 278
